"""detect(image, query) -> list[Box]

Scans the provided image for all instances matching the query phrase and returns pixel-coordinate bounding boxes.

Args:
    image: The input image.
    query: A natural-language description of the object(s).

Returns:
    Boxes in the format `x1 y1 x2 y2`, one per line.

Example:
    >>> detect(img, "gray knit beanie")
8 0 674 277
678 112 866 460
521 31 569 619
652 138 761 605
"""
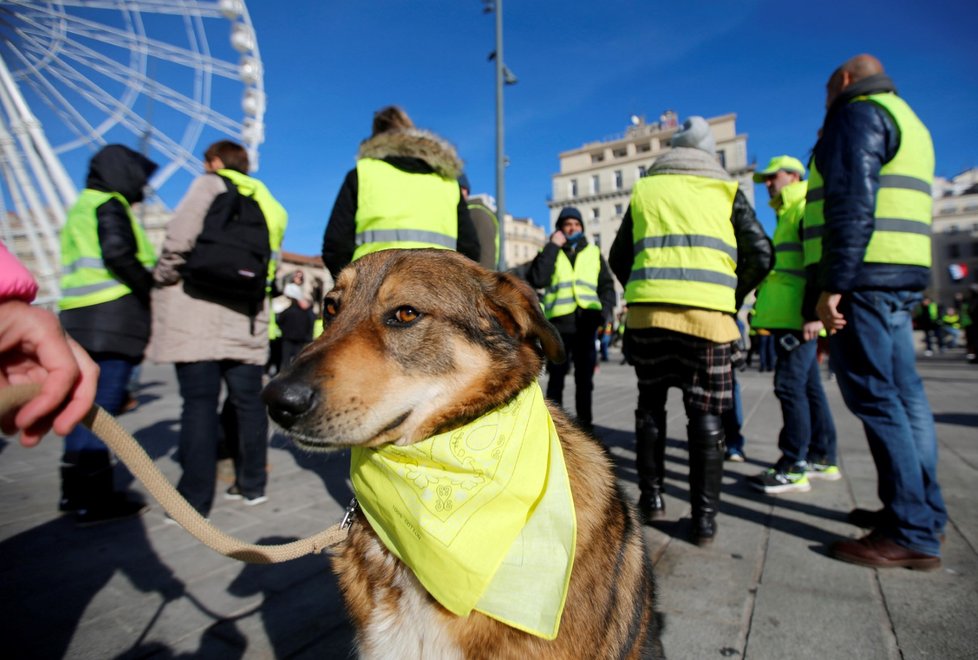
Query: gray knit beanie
670 116 716 155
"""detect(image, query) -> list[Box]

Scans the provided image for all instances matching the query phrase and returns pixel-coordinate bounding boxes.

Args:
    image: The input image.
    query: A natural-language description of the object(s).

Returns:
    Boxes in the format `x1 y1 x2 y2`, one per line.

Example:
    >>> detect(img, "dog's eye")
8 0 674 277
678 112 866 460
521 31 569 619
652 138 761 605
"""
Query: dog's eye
323 299 339 320
387 306 422 326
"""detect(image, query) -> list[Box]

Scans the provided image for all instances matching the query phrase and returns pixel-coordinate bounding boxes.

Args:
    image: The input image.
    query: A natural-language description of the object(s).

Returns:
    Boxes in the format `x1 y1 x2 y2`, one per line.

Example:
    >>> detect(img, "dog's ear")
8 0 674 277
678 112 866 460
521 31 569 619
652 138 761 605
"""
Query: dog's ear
487 272 566 364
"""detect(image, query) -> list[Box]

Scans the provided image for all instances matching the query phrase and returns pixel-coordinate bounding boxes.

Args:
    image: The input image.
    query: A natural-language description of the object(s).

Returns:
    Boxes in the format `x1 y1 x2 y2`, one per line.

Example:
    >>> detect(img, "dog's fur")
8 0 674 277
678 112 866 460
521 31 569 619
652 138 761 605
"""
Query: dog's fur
263 249 663 659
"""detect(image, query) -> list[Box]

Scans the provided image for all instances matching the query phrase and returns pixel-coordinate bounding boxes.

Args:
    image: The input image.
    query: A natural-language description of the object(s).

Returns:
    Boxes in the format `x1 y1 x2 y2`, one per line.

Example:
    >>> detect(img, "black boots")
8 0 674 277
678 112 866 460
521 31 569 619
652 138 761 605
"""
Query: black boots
635 409 667 524
60 452 147 527
687 414 725 546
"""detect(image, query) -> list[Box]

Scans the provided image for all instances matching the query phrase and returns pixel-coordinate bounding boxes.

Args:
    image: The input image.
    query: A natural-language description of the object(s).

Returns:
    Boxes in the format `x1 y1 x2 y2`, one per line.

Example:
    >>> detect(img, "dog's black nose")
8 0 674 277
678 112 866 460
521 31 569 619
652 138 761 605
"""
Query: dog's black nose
262 377 317 429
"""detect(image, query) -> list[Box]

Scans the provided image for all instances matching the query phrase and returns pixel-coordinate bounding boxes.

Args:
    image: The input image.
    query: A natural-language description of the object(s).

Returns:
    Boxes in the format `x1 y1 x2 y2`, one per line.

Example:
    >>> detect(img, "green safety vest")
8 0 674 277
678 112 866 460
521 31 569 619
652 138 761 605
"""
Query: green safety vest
59 189 156 310
625 174 738 313
541 245 603 319
804 93 933 270
353 158 459 261
217 168 288 285
751 180 807 330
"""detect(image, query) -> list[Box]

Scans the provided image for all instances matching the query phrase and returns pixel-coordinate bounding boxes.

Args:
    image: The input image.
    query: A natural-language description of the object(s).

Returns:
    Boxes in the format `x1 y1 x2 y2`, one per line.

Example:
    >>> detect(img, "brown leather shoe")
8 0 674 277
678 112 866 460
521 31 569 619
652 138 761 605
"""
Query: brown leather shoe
831 531 941 571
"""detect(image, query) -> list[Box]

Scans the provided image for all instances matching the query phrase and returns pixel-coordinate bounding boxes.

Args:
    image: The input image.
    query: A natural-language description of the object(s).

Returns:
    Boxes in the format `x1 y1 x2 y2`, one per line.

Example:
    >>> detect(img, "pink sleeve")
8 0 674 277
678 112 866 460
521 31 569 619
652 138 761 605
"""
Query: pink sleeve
0 242 39 303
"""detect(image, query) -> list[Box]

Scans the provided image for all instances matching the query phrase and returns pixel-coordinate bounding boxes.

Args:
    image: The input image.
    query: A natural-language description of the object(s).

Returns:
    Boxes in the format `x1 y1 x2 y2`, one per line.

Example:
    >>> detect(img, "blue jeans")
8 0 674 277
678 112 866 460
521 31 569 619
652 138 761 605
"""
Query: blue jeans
64 357 136 456
830 290 946 556
758 334 776 372
175 361 268 515
773 333 837 465
722 375 745 452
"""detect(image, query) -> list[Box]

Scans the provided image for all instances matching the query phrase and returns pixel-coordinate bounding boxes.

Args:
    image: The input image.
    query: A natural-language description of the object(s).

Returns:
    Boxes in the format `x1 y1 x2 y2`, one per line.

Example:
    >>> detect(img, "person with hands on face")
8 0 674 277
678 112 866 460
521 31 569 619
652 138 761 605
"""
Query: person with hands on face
525 206 616 433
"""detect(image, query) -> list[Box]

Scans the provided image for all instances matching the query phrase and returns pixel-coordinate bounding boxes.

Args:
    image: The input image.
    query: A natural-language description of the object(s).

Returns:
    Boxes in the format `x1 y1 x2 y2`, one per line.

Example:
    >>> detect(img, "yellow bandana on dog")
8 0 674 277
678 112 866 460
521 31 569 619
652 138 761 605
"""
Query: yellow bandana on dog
350 382 576 639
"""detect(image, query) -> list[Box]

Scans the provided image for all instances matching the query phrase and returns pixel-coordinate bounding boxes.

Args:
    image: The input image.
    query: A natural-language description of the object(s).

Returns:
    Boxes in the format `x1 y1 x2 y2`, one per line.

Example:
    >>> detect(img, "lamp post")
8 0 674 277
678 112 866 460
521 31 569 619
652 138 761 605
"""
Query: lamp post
484 0 515 271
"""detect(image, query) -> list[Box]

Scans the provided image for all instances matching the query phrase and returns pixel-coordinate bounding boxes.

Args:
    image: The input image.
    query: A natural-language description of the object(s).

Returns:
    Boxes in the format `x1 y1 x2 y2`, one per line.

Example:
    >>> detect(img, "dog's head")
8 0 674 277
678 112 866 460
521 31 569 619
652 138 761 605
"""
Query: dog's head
262 249 564 450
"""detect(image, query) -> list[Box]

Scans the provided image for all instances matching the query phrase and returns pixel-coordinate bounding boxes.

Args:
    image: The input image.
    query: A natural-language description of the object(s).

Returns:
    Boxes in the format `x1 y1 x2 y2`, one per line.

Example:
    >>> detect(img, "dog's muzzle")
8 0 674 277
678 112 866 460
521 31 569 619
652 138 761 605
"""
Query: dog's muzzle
262 377 317 429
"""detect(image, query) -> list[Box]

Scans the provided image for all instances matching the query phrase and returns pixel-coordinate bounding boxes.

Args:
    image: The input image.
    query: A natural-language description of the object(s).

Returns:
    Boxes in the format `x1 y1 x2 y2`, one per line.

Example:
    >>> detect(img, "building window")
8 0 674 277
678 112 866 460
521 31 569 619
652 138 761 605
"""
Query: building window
948 244 960 258
615 203 623 216
637 165 647 178
637 143 651 153
569 179 578 198
592 233 601 247
592 207 600 222
591 152 605 164
613 147 627 158
716 149 726 168
971 242 978 257
614 170 623 190
591 174 600 194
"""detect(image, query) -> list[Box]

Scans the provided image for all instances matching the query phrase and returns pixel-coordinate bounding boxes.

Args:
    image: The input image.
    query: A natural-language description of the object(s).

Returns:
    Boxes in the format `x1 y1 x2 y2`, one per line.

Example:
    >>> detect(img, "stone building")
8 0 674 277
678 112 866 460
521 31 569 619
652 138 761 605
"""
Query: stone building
930 168 978 306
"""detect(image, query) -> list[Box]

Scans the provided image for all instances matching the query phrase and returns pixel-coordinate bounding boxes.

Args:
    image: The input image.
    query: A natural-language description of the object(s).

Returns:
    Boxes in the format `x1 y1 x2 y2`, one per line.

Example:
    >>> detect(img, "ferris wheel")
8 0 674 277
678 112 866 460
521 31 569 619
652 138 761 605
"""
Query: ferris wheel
0 0 266 305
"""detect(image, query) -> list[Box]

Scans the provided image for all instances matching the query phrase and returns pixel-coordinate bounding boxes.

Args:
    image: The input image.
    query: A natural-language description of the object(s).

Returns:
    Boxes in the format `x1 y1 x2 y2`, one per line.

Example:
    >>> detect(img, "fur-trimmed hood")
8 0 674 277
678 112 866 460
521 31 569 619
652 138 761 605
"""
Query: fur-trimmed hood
358 129 463 180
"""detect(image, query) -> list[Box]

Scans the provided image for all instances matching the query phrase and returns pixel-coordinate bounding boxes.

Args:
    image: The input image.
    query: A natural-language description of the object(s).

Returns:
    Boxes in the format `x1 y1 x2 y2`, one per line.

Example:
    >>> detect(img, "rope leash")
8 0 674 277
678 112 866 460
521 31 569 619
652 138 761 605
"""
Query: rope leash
1 383 349 563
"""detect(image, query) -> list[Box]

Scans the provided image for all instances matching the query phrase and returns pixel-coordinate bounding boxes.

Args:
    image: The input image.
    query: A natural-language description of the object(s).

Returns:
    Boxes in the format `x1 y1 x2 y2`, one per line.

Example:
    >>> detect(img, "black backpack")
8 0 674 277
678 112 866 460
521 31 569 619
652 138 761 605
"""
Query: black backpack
182 175 270 306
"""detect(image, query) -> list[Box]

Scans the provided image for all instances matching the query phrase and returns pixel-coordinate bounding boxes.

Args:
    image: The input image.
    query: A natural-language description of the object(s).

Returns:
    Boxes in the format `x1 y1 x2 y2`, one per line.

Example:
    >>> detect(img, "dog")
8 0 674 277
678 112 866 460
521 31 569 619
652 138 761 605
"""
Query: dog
262 249 662 659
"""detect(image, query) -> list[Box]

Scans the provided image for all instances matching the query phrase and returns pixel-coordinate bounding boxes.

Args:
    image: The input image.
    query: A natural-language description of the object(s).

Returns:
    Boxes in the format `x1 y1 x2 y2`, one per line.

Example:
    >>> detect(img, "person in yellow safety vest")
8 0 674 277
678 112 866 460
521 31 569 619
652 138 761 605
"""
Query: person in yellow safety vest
747 155 840 496
147 140 288 516
458 172 500 270
608 116 773 545
321 105 481 280
58 144 158 526
915 295 943 356
940 307 961 349
525 206 617 433
808 54 946 570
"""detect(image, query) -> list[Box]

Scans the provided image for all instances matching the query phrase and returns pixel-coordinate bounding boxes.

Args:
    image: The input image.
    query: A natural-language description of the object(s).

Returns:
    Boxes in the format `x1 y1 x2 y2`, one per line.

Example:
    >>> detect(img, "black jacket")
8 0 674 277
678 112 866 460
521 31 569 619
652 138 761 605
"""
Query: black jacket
609 188 772 311
805 74 930 315
60 145 158 360
321 129 480 279
524 238 617 335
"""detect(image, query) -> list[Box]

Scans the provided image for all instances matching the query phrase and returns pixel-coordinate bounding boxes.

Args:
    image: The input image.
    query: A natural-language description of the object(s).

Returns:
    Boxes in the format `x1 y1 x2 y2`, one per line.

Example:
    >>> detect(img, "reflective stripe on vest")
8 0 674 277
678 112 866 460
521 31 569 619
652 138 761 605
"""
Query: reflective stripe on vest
804 93 933 269
541 245 602 319
217 168 288 287
59 189 156 310
624 174 738 313
752 180 807 330
353 158 459 261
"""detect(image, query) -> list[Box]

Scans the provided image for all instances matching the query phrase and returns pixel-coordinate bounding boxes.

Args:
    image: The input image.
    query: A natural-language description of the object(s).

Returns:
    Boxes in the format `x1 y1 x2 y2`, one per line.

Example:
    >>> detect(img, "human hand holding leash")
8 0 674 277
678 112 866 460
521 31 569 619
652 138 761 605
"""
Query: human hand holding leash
0 300 99 446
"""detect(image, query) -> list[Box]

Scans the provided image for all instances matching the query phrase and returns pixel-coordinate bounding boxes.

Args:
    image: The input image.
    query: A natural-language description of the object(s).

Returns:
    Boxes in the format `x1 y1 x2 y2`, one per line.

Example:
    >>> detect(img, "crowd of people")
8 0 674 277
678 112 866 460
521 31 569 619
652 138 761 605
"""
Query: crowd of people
1 53 958 571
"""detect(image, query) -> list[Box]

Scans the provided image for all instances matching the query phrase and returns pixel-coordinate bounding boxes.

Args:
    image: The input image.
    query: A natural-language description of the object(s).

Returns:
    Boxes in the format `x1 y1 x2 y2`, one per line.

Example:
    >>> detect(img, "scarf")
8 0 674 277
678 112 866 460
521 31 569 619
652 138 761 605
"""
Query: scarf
350 382 576 639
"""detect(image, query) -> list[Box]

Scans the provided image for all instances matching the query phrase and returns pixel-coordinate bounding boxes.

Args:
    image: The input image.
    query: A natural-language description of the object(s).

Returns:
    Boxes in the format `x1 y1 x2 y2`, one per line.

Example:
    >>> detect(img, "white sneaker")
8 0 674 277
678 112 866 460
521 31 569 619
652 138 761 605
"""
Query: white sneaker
243 494 268 506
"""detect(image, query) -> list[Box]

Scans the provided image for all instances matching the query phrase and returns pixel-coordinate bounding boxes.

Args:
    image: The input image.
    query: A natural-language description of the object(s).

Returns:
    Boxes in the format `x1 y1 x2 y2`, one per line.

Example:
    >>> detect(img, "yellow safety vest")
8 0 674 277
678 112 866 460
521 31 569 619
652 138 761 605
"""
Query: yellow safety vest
541 245 603 319
751 180 807 330
625 174 738 313
804 93 933 269
59 189 156 310
353 158 459 261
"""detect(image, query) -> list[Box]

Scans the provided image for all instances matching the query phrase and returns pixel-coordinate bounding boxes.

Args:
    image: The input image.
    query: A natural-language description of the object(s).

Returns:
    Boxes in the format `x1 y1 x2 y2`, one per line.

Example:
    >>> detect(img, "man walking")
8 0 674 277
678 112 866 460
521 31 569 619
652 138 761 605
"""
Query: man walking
748 155 839 494
806 54 946 569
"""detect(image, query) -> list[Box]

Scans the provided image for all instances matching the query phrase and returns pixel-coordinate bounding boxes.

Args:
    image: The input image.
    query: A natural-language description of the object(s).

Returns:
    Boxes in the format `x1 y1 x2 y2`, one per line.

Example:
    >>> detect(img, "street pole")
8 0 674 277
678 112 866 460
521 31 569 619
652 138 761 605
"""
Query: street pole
493 0 507 271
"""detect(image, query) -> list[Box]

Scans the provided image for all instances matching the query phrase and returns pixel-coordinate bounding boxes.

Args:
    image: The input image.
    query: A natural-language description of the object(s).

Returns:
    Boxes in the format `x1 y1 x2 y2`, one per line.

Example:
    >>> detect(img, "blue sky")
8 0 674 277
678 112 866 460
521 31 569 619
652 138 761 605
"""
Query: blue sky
246 0 977 253
15 0 978 255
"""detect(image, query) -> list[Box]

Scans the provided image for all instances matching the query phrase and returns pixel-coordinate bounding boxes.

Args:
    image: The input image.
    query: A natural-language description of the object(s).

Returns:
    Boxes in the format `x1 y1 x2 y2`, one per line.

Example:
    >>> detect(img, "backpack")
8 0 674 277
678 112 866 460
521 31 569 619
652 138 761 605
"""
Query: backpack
181 175 270 306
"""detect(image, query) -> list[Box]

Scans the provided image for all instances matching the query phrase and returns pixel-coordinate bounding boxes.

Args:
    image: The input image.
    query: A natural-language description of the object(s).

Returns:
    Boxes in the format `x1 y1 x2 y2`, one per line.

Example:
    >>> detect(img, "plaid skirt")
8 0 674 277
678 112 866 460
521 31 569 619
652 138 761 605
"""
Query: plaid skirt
624 327 734 416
